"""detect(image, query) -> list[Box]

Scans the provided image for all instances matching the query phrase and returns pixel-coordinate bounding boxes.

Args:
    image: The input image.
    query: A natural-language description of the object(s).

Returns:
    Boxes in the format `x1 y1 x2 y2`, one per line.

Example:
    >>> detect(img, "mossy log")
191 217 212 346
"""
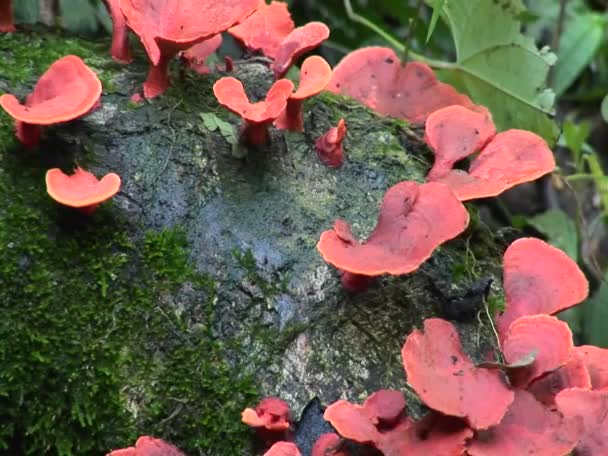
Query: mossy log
0 29 504 455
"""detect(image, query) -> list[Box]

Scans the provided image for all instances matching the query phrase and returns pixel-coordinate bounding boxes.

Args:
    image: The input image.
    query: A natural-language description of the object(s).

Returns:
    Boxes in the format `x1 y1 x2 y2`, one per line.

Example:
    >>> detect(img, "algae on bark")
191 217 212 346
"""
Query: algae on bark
0 29 503 455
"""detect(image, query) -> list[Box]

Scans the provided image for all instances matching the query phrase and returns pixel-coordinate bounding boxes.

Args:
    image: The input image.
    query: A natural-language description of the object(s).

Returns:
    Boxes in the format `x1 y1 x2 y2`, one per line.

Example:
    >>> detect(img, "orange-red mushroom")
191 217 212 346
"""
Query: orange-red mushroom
424 105 496 181
264 442 301 456
213 76 294 145
327 47 477 124
181 34 223 75
119 0 259 98
241 397 292 432
228 1 294 60
0 0 14 32
496 238 589 340
315 118 346 168
574 345 608 390
106 435 185 456
317 181 469 292
275 55 332 132
46 168 121 214
0 55 102 147
401 318 514 430
103 0 132 63
271 22 330 78
311 433 346 456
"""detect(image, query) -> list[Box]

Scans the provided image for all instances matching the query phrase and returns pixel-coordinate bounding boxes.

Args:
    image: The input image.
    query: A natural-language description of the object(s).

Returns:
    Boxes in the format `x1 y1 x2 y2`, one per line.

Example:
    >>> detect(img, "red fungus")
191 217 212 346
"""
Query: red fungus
0 55 102 147
467 390 582 456
315 119 346 168
0 0 14 32
275 55 332 132
241 397 292 432
45 168 121 214
432 129 556 201
401 318 514 430
311 433 346 456
264 441 302 456
213 76 294 145
574 345 608 390
119 0 259 98
181 34 223 75
501 315 574 388
556 388 608 455
323 399 380 445
496 238 589 339
424 105 496 181
106 435 185 456
362 389 407 427
317 181 469 291
271 22 330 78
327 47 476 124
103 0 132 63
228 1 294 60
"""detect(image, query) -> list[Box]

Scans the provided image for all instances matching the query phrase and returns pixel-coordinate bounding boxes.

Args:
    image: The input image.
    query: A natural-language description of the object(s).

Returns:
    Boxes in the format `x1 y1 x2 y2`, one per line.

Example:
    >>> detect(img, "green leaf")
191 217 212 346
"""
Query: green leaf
59 0 99 35
563 120 590 156
200 113 219 131
437 0 559 143
426 0 447 43
552 13 606 97
200 113 238 146
601 94 608 124
582 271 608 347
526 209 578 262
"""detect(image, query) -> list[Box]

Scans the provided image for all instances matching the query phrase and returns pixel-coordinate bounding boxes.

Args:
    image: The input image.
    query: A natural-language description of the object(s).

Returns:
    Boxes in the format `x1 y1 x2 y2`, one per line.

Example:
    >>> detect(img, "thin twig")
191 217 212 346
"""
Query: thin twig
549 0 569 85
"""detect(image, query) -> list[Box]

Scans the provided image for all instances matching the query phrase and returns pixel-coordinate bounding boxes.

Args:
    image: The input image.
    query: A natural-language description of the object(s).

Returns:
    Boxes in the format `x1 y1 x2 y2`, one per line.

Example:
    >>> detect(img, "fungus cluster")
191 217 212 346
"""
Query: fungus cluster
106 435 185 456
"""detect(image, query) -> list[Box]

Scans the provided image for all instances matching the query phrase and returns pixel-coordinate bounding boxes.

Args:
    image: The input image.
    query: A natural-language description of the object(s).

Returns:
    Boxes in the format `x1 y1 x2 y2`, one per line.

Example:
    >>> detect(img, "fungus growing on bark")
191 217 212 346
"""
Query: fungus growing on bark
311 433 346 456
315 119 346 168
271 22 330 78
106 435 185 456
556 388 608 455
317 181 469 292
228 1 294 60
213 77 294 145
180 34 223 75
275 55 332 132
424 105 496 181
119 0 259 98
45 168 121 214
501 315 574 388
327 47 476 123
0 0 15 32
574 345 608 390
264 441 302 456
496 238 589 339
467 390 582 456
242 397 292 432
103 0 132 63
0 55 102 147
401 318 514 430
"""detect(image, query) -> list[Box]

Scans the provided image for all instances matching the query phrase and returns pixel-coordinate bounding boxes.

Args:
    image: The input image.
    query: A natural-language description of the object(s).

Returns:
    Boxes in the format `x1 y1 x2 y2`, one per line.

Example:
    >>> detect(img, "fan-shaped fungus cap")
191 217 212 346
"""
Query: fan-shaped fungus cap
0 0 15 32
467 389 582 456
181 34 223 75
120 0 259 98
502 315 573 388
433 129 556 201
275 55 332 132
103 0 132 63
556 388 608 455
496 238 589 339
228 1 294 60
311 433 347 456
264 442 302 456
574 345 608 390
328 47 476 124
425 105 496 180
46 168 121 214
402 318 514 430
0 55 102 147
213 76 294 145
315 118 346 168
271 22 330 78
241 397 292 432
317 181 469 291
106 435 185 456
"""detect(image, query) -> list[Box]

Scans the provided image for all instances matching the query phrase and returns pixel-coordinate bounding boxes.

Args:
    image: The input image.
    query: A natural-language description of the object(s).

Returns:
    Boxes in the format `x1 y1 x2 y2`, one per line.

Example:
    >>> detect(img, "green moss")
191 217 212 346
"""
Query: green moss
0 152 258 454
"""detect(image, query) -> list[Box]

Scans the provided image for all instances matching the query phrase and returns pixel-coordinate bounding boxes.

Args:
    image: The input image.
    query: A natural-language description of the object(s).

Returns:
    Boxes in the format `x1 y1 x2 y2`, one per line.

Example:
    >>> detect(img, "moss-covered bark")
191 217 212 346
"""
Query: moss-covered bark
0 29 504 455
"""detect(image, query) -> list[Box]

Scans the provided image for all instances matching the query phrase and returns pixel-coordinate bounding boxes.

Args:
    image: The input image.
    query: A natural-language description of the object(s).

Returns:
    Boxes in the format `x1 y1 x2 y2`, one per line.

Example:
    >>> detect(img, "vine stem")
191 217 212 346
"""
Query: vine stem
342 0 455 70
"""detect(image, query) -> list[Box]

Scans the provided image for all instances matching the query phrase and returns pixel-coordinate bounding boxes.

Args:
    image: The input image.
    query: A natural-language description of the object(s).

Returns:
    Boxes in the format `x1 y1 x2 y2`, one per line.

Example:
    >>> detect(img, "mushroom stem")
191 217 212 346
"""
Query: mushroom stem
143 56 172 99
15 121 42 148
277 99 304 132
242 121 271 145
0 0 15 32
104 0 132 64
341 271 375 293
